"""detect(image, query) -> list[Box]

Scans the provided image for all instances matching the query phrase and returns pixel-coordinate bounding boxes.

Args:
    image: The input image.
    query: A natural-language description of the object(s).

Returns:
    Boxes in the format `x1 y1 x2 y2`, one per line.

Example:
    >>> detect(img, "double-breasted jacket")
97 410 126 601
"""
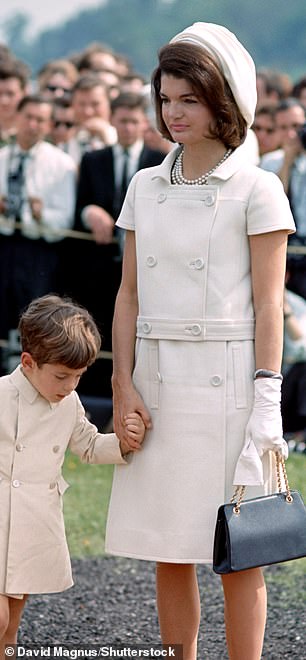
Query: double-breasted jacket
0 366 125 594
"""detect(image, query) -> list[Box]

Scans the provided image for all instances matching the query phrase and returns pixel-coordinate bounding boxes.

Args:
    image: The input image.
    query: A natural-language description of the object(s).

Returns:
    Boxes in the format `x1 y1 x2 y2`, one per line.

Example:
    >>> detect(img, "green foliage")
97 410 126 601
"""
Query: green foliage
3 0 306 81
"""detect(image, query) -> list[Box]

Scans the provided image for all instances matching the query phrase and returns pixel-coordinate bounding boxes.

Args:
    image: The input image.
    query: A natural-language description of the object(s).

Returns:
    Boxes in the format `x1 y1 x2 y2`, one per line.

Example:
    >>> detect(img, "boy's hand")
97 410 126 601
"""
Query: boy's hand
119 412 146 455
125 412 146 442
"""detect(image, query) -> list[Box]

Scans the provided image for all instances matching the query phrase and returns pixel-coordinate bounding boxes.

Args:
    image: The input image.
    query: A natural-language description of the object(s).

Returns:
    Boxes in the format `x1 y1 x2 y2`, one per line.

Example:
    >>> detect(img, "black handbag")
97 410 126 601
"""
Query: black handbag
213 454 306 574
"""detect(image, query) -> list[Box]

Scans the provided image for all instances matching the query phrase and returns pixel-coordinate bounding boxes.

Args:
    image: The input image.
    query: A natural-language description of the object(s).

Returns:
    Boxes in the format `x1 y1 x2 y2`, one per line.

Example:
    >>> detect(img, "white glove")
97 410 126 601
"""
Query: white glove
233 377 288 486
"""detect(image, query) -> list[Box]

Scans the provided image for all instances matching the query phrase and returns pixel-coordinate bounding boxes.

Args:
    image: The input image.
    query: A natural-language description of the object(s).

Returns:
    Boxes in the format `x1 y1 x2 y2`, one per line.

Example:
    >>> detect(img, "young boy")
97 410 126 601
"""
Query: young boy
0 294 145 652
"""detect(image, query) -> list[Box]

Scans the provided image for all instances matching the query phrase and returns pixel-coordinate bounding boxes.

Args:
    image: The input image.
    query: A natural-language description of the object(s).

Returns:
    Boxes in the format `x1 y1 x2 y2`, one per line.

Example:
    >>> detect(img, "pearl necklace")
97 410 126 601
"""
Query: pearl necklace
171 146 232 185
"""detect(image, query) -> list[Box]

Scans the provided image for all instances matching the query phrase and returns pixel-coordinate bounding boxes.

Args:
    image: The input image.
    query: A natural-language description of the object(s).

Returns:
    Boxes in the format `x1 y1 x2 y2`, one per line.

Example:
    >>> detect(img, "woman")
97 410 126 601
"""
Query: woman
105 23 295 660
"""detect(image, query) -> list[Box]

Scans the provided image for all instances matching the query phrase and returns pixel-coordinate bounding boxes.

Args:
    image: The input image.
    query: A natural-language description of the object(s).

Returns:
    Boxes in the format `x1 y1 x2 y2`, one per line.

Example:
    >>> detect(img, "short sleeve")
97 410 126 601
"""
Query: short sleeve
247 169 296 236
115 170 141 231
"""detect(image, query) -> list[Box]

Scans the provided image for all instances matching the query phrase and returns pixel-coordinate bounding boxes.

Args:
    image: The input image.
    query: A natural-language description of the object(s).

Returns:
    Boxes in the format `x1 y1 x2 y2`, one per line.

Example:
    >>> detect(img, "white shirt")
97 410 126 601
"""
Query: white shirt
65 125 117 165
283 289 306 371
0 141 77 242
261 149 306 236
112 139 145 188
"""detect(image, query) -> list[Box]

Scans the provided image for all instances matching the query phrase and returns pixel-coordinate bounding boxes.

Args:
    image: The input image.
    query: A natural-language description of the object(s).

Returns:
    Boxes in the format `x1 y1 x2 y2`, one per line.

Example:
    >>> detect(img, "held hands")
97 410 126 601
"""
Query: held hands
119 412 146 456
233 378 288 486
113 380 152 457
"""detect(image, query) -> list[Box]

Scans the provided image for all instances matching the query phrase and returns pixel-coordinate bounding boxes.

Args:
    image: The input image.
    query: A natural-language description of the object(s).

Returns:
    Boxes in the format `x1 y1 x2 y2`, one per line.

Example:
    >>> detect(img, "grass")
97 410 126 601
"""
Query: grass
62 451 114 557
264 452 306 602
285 452 306 579
62 451 306 564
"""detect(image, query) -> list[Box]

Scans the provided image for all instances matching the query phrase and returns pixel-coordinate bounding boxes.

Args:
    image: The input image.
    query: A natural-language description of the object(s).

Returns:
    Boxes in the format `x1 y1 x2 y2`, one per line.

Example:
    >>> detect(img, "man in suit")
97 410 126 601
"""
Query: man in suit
66 92 166 396
0 95 76 374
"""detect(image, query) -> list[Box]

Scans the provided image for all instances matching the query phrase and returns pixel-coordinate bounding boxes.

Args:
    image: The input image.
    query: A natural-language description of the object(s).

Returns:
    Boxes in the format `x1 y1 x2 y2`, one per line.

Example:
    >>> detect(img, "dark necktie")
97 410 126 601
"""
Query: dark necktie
119 148 130 208
7 152 27 219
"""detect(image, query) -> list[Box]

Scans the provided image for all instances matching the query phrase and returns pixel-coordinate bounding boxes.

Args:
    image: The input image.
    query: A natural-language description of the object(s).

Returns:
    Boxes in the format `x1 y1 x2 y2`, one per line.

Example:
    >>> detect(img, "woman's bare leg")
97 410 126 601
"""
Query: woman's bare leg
156 563 200 660
222 568 267 660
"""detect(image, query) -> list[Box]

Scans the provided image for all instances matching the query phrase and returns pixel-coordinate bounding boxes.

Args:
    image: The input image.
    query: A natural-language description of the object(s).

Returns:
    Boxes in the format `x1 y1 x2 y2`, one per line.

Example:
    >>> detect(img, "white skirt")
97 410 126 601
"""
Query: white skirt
105 338 274 563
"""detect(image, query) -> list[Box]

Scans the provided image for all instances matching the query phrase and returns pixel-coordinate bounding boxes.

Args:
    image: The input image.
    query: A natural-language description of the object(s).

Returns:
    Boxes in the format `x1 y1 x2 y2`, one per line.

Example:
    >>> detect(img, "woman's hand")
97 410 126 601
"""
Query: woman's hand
113 380 152 454
233 378 288 486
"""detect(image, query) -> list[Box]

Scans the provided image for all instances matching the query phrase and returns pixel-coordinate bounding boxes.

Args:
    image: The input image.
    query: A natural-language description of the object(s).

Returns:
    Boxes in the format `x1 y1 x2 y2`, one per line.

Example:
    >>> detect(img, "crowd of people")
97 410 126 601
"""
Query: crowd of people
253 69 306 449
0 38 306 437
0 41 170 398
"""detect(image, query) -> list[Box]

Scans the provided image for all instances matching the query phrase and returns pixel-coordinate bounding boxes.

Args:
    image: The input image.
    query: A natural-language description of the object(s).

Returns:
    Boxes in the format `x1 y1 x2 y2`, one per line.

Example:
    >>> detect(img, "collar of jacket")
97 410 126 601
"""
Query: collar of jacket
10 364 58 409
151 142 249 184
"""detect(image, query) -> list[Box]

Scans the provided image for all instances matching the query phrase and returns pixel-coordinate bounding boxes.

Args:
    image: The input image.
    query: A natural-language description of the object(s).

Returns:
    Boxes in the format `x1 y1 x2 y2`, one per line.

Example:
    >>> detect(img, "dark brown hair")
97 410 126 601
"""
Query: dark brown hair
37 59 79 89
110 91 148 114
0 59 30 90
17 94 52 113
71 74 108 95
19 295 101 368
151 42 247 148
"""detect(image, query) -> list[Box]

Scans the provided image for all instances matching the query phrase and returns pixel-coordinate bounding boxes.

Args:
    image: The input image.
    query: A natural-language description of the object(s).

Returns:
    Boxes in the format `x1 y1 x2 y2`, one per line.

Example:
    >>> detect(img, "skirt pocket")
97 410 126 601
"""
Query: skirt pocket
231 342 248 409
133 338 160 409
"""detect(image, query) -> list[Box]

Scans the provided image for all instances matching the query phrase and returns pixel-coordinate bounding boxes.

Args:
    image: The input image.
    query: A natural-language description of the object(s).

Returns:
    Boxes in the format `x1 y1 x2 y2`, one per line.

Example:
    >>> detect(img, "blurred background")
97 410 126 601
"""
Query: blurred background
1 0 306 80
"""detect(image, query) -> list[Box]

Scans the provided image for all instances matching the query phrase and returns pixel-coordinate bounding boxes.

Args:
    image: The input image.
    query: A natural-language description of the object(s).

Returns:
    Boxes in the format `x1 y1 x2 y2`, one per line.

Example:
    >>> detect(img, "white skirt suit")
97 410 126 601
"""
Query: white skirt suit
105 146 295 564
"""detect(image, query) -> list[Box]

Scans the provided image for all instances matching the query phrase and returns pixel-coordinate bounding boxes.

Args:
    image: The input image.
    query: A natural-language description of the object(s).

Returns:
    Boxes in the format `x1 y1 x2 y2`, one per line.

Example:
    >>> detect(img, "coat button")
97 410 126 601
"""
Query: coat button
157 193 167 203
12 479 21 488
191 324 202 336
52 445 60 453
142 322 152 334
210 375 223 386
194 258 205 270
49 482 57 489
205 195 215 206
146 255 157 267
16 443 24 452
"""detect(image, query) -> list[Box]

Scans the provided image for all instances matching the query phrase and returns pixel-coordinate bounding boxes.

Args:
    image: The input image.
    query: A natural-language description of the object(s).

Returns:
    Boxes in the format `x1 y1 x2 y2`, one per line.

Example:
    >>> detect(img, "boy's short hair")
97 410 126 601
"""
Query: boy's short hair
19 295 101 368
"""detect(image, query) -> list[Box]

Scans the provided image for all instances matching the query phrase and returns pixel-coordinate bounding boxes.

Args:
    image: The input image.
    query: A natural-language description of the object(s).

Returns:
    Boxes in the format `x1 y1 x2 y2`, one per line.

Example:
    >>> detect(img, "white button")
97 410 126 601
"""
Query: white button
12 479 21 488
157 193 167 203
16 443 24 452
210 375 223 386
142 322 152 334
191 324 202 336
146 255 157 267
194 258 204 270
53 445 60 453
205 195 215 206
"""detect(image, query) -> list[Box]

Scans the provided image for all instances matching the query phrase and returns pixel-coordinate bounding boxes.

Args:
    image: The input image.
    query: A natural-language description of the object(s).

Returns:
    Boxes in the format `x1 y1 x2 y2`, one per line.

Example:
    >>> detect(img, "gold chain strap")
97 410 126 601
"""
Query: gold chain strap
232 452 293 515
276 453 293 503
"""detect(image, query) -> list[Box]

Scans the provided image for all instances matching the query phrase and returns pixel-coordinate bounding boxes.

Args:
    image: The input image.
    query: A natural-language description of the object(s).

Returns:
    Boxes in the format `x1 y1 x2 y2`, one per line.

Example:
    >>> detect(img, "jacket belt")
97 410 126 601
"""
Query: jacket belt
136 316 255 341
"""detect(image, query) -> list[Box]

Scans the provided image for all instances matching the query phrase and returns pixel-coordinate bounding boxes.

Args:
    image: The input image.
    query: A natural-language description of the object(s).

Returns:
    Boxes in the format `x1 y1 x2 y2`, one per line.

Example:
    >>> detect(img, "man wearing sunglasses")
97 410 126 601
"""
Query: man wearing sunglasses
49 98 76 152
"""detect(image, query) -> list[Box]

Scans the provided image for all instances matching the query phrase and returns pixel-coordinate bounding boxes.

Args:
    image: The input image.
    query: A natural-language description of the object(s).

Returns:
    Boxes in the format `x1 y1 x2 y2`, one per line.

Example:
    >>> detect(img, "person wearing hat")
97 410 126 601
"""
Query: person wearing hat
105 23 295 659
